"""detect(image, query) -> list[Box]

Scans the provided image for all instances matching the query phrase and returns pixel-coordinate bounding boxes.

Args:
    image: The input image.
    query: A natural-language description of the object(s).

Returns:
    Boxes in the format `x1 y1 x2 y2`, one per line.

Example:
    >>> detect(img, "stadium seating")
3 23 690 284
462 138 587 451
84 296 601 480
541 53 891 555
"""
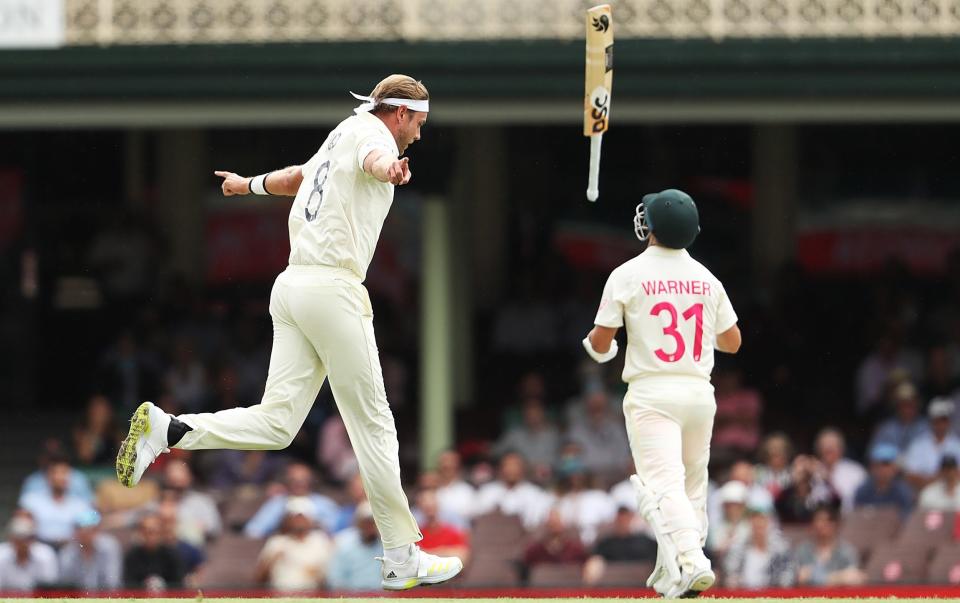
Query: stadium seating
593 561 655 587
470 511 528 560
895 509 955 550
840 506 902 561
196 533 265 589
928 543 960 585
865 542 931 584
528 563 586 587
457 555 522 587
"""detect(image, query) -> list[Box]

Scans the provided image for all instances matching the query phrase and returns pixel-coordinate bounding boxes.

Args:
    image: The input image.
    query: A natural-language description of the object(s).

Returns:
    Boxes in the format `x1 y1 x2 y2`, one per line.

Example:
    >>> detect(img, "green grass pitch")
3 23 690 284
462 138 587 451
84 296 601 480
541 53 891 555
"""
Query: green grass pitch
12 598 950 603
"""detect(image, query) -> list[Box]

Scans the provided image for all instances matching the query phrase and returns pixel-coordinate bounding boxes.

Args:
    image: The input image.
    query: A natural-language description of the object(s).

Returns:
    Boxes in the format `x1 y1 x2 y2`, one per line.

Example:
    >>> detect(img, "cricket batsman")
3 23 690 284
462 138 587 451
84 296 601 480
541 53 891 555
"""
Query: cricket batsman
115 75 463 590
583 189 741 598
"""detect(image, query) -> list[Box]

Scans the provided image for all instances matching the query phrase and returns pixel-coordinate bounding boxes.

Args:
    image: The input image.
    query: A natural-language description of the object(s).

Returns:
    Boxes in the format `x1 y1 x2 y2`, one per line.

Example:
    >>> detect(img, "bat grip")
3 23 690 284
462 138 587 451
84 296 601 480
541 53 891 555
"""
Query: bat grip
586 133 603 202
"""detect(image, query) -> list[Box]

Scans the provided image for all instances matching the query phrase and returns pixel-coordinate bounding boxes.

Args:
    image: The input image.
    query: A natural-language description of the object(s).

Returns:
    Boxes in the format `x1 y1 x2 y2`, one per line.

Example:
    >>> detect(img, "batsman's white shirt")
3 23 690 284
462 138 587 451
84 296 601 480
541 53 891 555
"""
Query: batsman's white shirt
595 245 737 385
289 111 398 281
594 245 738 559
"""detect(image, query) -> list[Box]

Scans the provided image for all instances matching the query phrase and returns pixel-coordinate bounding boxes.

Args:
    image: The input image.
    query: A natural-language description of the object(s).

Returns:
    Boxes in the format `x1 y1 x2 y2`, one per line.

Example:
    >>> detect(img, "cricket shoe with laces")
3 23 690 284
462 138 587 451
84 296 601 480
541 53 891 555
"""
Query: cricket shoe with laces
116 401 171 487
379 544 463 590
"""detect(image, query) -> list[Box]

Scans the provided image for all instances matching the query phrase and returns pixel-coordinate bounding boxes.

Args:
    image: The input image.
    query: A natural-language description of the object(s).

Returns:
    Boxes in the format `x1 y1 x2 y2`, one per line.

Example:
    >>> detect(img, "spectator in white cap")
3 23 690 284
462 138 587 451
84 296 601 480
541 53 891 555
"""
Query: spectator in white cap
903 398 960 489
255 496 334 591
869 381 930 453
918 455 960 511
0 515 58 591
707 480 749 556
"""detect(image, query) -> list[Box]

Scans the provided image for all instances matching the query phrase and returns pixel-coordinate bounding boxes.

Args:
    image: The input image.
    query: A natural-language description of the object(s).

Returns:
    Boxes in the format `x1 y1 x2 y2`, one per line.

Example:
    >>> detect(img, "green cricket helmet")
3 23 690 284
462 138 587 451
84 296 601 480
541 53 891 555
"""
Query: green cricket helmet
634 188 701 249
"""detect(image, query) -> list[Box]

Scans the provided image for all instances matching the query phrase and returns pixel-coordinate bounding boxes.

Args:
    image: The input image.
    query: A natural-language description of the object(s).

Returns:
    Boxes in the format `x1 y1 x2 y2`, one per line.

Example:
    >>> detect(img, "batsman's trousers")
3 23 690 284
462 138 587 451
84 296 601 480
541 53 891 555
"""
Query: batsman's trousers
623 377 716 556
176 265 422 549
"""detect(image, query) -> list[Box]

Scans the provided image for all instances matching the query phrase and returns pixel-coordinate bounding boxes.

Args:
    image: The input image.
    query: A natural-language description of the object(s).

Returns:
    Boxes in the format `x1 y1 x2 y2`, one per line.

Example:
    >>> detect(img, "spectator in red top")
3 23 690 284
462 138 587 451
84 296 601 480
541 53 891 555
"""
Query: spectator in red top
523 508 587 570
415 488 470 565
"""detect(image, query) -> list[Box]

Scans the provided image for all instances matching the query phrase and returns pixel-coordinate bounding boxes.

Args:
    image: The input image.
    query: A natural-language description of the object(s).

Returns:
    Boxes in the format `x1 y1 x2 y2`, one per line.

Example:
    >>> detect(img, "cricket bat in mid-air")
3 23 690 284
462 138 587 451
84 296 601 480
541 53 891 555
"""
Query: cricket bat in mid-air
584 4 613 202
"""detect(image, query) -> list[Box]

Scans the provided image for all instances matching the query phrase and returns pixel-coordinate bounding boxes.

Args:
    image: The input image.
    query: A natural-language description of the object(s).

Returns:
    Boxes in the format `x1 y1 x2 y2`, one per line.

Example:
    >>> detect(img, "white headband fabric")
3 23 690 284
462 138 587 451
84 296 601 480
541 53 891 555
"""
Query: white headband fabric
350 91 429 114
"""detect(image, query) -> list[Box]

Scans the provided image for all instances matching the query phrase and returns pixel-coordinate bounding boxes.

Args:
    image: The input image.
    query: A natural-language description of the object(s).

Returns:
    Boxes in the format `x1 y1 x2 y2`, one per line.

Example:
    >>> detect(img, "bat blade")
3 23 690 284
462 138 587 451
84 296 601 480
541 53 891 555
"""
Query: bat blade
584 4 613 138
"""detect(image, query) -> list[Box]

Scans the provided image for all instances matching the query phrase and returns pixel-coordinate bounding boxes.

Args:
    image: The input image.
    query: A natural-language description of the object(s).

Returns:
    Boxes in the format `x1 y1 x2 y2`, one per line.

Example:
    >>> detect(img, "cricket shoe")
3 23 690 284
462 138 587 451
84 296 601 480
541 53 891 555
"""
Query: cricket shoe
664 561 717 599
116 401 171 487
379 544 463 590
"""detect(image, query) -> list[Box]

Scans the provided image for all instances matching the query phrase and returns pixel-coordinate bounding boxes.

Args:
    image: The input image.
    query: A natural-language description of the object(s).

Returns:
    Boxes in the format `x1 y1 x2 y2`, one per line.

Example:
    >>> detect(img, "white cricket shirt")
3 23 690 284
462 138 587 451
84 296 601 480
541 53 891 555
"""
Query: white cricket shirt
288 111 398 281
595 246 738 383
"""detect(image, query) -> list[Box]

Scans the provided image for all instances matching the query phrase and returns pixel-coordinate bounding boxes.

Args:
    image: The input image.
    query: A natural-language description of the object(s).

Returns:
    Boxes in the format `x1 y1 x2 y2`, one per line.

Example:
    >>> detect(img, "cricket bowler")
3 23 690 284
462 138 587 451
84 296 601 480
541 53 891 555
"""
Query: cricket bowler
115 75 463 590
583 189 742 598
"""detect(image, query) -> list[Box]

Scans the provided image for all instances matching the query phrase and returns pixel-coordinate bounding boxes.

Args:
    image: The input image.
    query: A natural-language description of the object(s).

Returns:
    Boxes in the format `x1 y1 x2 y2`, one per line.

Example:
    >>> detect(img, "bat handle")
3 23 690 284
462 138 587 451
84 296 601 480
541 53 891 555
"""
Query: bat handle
586 133 603 202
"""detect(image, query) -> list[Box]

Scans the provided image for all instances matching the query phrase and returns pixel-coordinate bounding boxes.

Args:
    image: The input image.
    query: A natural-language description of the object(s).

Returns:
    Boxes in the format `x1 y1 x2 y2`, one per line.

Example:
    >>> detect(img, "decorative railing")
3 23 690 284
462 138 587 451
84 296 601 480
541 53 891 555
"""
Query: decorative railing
64 0 960 45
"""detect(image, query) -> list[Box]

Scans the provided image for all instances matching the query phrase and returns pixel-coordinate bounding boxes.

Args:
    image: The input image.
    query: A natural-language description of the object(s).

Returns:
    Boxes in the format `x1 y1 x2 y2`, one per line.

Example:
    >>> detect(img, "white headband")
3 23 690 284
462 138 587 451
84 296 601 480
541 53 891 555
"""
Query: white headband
350 91 429 114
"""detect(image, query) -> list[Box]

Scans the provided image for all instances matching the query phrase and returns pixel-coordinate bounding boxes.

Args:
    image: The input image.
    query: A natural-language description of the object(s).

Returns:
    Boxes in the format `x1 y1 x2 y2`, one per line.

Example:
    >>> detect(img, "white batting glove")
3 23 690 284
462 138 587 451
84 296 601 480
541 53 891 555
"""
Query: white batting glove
582 336 619 363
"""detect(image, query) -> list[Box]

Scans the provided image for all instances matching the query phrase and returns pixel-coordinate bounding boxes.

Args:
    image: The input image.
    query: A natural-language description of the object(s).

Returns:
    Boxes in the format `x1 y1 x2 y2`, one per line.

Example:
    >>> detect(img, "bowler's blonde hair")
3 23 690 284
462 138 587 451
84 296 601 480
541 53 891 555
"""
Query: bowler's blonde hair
369 74 429 115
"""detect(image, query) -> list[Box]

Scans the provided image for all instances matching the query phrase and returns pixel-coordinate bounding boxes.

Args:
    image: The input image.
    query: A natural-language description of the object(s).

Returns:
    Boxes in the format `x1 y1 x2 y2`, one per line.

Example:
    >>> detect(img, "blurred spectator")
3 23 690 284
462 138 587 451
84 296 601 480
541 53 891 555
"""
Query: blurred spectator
856 333 923 417
435 450 475 523
523 508 588 570
552 457 616 545
317 411 358 484
711 366 763 458
332 473 368 534
415 488 470 565
58 510 122 591
0 516 58 591
794 505 864 586
567 390 631 476
903 398 960 489
245 463 340 538
327 502 382 590
164 337 208 413
474 452 554 529
723 492 793 589
754 433 794 498
870 381 930 453
775 455 840 524
20 439 93 503
924 344 959 400
918 455 960 510
160 460 221 546
492 397 560 482
205 450 285 490
71 394 120 466
853 443 914 517
156 497 204 583
97 330 161 415
707 480 749 556
123 514 184 590
19 455 95 545
255 497 334 591
814 428 866 513
583 506 657 585
491 283 559 354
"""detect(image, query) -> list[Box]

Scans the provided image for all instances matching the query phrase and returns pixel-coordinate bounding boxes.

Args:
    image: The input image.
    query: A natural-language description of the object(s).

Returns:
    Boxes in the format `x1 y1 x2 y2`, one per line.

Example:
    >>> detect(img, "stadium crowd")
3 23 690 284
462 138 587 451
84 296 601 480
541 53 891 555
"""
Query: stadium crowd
3 364 960 592
3 205 959 592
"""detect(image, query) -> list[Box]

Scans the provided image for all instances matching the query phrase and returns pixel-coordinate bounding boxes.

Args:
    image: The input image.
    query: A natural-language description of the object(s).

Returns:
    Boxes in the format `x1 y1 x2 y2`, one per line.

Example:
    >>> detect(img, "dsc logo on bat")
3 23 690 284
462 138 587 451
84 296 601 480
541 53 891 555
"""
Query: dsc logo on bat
589 85 610 133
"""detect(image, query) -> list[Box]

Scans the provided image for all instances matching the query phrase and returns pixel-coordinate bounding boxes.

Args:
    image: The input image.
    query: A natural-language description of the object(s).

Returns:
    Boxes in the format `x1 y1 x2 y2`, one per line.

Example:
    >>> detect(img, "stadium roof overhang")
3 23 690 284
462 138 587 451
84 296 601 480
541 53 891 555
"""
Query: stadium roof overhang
4 38 960 127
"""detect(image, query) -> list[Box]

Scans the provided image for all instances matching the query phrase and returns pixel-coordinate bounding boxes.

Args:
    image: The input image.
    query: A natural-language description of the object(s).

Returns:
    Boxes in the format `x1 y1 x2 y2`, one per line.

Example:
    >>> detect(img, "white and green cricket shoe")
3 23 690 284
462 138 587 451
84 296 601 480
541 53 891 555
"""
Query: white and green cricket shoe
380 545 463 590
116 401 171 487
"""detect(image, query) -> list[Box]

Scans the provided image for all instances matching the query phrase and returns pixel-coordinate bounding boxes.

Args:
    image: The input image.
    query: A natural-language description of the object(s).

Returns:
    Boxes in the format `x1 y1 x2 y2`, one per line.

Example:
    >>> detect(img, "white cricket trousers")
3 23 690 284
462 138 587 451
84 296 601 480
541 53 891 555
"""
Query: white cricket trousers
623 377 716 555
176 265 422 549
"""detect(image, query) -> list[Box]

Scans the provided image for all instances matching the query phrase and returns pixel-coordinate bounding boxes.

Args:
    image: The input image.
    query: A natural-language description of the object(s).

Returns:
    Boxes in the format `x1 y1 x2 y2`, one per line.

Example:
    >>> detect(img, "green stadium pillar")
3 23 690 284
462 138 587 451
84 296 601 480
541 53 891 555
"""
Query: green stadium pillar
420 196 454 469
752 124 798 279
